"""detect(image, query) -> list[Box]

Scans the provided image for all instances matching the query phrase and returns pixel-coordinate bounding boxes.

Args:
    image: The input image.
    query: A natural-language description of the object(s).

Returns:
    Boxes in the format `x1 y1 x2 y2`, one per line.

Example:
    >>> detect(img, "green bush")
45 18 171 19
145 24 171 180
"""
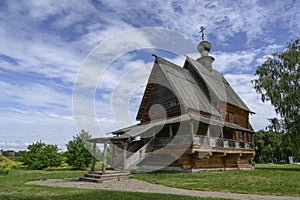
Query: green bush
0 155 22 174
21 141 63 170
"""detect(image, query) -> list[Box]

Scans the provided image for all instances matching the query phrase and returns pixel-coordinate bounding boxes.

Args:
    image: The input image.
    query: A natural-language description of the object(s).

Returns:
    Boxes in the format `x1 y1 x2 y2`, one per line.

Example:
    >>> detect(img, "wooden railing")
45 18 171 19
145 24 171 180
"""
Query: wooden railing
193 136 254 150
154 135 254 150
125 138 155 170
154 135 192 146
112 139 155 170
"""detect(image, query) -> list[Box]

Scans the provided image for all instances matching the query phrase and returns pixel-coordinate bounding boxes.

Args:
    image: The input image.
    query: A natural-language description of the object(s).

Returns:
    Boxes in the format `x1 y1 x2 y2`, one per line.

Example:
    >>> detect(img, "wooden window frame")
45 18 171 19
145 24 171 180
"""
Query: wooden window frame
228 113 234 123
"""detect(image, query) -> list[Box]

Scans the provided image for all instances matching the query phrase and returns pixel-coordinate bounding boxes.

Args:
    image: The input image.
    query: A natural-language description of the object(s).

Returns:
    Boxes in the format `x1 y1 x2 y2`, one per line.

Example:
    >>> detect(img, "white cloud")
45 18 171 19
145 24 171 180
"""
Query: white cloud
0 0 298 150
0 108 76 151
213 49 260 73
0 80 71 112
0 29 81 83
98 0 300 44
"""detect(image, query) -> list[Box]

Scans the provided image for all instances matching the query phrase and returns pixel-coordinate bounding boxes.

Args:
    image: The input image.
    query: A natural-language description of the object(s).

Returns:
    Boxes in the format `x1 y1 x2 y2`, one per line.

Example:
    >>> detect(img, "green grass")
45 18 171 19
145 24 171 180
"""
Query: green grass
0 169 223 200
133 164 300 197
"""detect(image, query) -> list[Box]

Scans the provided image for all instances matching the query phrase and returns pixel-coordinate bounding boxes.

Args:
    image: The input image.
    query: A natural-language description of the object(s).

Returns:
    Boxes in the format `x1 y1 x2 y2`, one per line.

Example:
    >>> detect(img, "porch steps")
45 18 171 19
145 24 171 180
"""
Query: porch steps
237 160 253 170
79 170 131 183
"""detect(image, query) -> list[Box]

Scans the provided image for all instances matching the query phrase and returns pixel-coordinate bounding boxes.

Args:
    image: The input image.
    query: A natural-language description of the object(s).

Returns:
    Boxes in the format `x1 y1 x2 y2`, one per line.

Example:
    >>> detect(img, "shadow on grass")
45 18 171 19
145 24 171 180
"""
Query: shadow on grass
255 165 300 172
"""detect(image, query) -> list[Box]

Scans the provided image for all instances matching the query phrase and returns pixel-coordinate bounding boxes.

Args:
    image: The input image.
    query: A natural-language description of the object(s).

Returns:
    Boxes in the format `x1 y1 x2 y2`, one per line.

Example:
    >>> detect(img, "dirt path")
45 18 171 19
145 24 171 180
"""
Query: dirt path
27 178 300 200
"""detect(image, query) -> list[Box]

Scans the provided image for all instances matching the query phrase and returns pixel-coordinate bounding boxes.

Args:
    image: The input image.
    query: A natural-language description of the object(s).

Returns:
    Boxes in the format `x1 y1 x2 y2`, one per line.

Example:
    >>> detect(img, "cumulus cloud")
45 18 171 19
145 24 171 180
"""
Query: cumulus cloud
0 108 75 151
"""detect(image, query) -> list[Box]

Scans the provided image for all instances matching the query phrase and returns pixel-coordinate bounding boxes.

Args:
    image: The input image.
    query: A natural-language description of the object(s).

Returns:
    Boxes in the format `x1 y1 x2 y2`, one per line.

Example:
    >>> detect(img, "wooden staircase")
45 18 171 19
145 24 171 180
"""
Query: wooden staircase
114 138 155 171
79 170 131 183
237 159 253 170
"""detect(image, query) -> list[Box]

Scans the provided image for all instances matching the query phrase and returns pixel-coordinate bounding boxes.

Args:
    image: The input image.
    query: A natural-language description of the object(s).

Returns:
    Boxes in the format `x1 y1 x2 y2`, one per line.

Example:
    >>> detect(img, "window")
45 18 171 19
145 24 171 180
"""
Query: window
239 131 244 141
170 101 177 107
249 134 254 142
228 113 234 122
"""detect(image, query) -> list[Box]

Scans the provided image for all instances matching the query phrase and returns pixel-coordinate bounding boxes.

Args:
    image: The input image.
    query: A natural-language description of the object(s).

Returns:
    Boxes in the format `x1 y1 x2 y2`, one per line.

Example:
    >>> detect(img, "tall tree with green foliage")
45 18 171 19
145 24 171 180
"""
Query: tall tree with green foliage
252 37 300 160
21 141 62 169
65 130 92 169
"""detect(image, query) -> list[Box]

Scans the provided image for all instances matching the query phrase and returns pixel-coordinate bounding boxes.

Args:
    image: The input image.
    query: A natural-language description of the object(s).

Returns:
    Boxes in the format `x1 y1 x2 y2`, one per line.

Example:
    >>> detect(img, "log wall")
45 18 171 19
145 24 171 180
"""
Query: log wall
176 152 254 170
139 83 183 123
218 102 250 129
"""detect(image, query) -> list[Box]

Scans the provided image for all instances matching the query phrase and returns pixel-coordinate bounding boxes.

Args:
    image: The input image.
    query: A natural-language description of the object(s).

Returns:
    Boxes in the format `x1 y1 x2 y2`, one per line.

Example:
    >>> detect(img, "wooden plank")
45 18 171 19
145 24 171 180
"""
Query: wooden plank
192 147 254 155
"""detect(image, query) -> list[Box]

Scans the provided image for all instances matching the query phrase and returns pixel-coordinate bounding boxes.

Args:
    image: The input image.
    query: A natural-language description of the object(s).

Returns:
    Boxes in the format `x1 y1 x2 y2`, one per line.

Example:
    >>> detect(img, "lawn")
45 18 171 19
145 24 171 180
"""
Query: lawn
0 169 223 200
133 164 300 196
1 164 299 199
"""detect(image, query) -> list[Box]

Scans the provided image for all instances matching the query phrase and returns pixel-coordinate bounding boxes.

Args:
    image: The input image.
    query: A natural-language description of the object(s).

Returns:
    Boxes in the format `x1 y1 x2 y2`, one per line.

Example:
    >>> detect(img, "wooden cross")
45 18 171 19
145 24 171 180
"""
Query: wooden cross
199 26 206 41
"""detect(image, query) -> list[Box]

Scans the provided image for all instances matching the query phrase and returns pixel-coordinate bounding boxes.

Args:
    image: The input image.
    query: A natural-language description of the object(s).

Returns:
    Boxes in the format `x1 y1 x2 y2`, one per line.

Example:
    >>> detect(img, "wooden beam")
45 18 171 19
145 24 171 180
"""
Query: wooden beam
192 147 255 155
211 152 226 157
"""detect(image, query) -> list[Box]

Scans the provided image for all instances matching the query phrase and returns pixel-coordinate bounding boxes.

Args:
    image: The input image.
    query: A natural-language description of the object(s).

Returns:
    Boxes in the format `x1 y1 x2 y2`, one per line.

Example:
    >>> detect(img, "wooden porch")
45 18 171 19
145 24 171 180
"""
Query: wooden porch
84 115 255 175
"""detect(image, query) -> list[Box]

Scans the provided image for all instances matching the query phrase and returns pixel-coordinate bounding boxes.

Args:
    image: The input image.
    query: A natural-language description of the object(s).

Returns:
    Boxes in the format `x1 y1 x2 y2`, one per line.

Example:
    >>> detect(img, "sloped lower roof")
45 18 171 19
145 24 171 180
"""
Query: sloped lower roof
94 114 254 141
189 114 253 133
112 114 191 139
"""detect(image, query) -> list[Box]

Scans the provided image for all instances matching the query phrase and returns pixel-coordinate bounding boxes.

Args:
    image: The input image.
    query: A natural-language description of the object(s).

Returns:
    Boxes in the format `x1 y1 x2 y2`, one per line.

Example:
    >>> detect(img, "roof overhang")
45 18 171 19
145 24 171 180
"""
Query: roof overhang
89 114 254 143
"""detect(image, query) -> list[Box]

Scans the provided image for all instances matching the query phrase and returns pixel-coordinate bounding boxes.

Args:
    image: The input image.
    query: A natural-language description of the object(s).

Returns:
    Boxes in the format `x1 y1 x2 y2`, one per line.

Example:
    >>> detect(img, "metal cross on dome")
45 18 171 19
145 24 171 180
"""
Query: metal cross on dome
199 26 206 41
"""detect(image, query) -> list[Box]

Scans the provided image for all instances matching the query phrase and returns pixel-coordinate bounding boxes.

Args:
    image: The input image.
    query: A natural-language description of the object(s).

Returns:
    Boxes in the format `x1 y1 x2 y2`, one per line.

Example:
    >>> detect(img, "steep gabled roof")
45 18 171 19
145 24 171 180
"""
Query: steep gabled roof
136 56 220 120
157 56 220 116
184 56 253 113
137 54 254 122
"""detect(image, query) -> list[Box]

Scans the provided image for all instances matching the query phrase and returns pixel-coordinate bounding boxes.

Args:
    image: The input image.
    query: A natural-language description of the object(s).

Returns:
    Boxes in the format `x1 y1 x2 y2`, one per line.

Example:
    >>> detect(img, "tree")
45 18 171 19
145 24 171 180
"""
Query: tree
21 141 63 169
252 37 300 160
254 130 286 163
65 130 92 169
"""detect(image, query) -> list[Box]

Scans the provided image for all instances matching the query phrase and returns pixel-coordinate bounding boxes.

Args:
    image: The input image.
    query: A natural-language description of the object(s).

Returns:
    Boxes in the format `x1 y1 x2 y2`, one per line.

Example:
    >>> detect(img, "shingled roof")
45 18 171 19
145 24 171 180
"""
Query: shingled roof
106 113 254 140
184 56 253 112
136 53 253 121
154 56 220 116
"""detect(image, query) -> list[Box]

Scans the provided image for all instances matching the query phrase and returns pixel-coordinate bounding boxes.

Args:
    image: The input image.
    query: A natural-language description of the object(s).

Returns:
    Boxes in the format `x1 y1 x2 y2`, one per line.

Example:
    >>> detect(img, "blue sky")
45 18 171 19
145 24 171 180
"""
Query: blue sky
0 0 299 151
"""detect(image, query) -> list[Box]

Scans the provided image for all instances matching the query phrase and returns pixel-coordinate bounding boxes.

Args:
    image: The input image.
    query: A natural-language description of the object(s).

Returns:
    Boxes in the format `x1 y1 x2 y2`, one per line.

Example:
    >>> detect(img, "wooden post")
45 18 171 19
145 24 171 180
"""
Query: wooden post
221 128 224 148
190 121 194 135
111 143 115 168
169 125 173 138
102 141 107 174
91 142 96 172
207 126 210 137
123 141 128 172
221 129 224 139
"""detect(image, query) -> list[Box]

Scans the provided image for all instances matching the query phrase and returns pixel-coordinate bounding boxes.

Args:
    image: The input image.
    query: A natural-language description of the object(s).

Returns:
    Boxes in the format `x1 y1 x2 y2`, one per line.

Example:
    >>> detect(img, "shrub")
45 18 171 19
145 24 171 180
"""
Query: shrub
21 141 63 170
0 155 22 174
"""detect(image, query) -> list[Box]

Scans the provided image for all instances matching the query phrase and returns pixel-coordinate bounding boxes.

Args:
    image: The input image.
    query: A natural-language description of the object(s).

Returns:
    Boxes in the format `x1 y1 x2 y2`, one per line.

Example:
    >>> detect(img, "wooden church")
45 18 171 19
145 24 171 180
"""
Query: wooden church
88 36 255 175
